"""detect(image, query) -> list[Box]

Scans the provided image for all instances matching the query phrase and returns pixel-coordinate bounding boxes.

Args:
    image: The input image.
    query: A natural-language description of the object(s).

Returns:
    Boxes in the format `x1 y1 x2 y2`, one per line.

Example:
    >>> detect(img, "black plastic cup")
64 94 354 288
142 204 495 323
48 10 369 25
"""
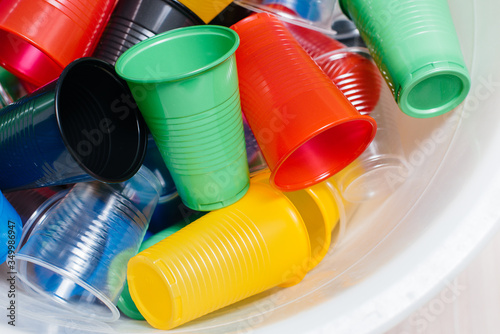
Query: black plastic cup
94 0 204 65
0 58 148 192
209 2 252 27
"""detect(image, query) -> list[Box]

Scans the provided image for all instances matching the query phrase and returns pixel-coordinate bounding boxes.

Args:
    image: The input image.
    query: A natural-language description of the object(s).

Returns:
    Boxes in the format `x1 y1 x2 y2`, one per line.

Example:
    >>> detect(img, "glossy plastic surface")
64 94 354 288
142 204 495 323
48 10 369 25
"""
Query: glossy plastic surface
333 74 406 202
177 0 233 23
1 2 497 334
0 58 148 191
0 66 25 107
116 26 249 211
0 191 21 265
231 13 376 191
252 170 343 270
15 167 161 322
94 0 203 65
127 179 311 329
0 0 118 87
339 0 471 118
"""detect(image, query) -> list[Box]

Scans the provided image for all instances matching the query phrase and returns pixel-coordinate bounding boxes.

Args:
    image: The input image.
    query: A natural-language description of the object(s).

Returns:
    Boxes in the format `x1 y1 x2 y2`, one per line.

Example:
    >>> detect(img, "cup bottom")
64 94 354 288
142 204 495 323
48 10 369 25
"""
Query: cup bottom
336 155 406 203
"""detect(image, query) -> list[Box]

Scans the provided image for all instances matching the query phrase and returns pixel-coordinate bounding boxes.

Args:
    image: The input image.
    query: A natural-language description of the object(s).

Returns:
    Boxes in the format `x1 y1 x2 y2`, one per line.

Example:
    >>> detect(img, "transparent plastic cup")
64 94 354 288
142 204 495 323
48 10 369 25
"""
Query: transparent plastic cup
15 166 161 322
333 76 406 203
234 0 337 35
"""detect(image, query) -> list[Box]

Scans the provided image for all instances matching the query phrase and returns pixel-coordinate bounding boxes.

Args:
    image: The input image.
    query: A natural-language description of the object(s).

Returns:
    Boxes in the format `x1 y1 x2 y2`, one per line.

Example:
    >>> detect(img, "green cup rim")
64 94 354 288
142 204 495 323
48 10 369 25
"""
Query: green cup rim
115 25 240 84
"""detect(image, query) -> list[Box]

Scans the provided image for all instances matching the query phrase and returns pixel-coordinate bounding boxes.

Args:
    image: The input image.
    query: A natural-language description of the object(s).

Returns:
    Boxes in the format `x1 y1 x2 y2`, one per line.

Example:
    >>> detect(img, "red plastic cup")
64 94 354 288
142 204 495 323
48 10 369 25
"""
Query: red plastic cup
0 0 118 87
266 5 381 114
231 13 377 191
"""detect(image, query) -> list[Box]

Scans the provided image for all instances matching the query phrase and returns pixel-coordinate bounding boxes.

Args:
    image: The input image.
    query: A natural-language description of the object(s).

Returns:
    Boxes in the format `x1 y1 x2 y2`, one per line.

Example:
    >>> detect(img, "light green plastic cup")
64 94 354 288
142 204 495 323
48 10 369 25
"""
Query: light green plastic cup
115 25 249 211
339 0 471 118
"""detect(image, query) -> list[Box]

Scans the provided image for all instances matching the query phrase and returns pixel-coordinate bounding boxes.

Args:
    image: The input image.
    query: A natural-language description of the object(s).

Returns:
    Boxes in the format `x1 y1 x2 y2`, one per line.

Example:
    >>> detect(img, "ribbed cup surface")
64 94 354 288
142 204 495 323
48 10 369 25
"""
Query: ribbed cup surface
128 181 311 329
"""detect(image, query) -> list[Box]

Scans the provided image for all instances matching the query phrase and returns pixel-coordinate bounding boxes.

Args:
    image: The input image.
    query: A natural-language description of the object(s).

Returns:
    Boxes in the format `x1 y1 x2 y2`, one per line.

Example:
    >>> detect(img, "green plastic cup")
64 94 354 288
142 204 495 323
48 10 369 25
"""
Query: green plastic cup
115 25 250 211
339 0 471 118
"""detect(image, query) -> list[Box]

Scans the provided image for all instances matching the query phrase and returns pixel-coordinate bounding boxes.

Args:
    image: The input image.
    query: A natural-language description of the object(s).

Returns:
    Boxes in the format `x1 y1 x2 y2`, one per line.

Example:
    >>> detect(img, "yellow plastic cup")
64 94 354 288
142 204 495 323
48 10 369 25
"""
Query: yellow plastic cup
127 179 311 330
177 0 233 23
127 170 345 329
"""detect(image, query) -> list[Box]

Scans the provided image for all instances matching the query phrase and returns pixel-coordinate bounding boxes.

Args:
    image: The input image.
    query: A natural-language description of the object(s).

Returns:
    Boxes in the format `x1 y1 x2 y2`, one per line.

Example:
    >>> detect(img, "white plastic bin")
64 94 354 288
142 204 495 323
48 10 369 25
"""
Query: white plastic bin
2 0 500 333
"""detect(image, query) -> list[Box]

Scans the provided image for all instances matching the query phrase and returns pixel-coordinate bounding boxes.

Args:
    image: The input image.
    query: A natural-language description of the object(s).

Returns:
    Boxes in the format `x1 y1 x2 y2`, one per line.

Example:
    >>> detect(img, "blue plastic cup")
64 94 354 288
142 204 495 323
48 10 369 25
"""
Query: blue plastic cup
0 190 22 264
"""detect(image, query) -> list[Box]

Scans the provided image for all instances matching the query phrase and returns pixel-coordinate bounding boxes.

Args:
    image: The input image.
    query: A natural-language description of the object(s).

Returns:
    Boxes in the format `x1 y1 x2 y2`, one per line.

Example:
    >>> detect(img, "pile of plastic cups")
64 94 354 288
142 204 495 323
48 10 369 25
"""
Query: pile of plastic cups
0 0 471 331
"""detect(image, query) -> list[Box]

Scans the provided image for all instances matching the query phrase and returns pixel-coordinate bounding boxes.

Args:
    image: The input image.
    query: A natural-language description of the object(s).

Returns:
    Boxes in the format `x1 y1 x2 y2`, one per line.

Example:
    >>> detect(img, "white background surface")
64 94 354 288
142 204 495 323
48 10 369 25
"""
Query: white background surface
387 228 500 334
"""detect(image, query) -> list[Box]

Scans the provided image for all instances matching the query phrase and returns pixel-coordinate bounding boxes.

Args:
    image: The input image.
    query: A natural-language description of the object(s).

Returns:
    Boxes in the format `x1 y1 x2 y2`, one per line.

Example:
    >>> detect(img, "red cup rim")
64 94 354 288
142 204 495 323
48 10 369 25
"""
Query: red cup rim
269 115 377 191
0 27 64 86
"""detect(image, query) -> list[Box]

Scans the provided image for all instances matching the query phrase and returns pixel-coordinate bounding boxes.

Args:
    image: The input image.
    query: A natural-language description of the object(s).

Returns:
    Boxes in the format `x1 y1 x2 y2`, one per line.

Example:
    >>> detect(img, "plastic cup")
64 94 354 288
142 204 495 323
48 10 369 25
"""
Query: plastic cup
0 66 25 107
15 166 161 322
339 0 471 118
333 73 406 202
234 0 337 35
127 169 346 329
116 25 249 211
127 178 312 330
176 0 233 23
118 221 189 320
0 190 22 264
94 0 204 66
0 0 118 87
231 13 376 191
315 47 382 115
0 58 148 192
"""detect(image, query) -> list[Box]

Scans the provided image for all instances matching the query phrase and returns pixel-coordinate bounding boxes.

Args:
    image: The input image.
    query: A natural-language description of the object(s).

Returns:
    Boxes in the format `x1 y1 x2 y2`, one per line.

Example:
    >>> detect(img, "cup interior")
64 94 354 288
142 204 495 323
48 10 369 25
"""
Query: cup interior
56 58 147 183
272 118 376 190
16 255 119 322
115 26 239 83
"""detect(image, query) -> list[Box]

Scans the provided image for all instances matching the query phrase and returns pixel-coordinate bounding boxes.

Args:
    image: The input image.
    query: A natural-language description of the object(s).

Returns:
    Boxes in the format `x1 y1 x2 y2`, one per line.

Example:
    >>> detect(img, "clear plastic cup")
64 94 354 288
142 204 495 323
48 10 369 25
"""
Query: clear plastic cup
15 166 161 322
332 73 406 203
234 0 337 35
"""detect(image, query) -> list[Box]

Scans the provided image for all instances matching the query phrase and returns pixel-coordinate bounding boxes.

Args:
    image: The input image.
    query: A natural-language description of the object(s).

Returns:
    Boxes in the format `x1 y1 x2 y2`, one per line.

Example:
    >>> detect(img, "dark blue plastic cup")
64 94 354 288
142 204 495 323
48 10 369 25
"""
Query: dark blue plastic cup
0 190 22 264
0 58 148 192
